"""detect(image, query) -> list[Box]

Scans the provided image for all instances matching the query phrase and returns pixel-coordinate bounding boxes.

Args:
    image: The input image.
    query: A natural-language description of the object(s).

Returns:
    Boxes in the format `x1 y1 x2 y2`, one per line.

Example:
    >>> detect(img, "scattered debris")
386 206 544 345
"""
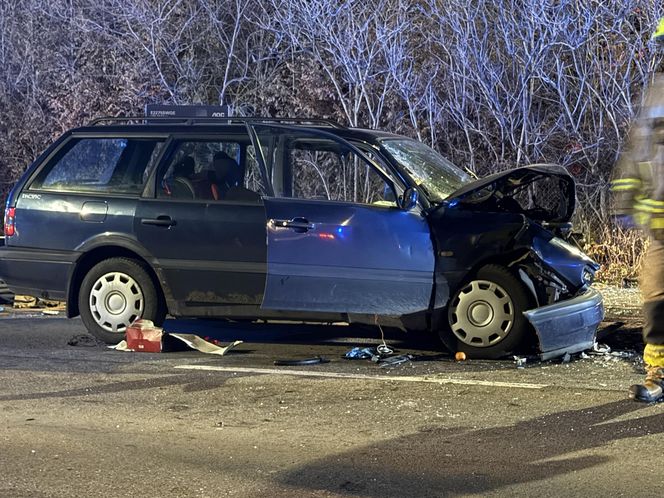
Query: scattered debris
513 356 527 369
376 354 414 368
344 347 376 359
42 310 59 316
169 333 241 355
455 352 467 362
112 319 242 355
13 295 37 309
562 352 572 363
591 342 612 354
273 356 330 366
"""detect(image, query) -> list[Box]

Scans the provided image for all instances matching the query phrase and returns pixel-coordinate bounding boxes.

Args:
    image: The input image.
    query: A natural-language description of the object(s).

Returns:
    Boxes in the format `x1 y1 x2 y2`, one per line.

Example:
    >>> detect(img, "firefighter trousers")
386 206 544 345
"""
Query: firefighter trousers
640 239 664 367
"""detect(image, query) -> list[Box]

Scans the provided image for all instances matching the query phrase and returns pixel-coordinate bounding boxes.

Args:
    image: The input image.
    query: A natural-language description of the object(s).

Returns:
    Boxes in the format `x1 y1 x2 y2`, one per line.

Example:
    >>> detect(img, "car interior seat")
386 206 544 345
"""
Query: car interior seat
169 156 196 199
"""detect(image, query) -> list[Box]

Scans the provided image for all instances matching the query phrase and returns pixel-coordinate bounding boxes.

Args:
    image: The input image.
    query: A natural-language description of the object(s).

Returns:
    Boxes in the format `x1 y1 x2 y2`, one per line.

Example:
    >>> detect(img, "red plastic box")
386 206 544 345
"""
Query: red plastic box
125 319 163 352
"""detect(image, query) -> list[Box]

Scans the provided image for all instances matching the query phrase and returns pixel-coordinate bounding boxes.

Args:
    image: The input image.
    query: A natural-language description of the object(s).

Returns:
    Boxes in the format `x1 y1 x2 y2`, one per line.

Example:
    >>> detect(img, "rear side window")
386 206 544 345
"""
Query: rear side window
31 137 165 195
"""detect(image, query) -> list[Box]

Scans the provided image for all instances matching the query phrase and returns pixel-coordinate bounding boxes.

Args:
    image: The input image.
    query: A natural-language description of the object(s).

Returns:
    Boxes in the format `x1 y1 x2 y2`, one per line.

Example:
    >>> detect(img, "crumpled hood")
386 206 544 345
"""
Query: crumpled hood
446 164 576 223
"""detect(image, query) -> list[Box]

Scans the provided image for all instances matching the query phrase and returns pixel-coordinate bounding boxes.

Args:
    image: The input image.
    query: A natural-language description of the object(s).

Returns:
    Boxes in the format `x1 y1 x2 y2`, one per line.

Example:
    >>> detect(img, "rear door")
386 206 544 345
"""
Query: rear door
134 133 269 312
249 124 434 315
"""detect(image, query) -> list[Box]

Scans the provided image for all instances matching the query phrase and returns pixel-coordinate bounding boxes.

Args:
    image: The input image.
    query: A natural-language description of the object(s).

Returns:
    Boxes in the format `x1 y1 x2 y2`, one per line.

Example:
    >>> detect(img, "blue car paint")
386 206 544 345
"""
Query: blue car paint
261 196 435 315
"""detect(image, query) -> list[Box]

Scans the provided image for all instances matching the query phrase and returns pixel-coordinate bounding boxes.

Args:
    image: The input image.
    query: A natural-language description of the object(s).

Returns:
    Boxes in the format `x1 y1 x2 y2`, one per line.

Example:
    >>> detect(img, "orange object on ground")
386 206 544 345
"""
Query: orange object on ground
455 351 467 361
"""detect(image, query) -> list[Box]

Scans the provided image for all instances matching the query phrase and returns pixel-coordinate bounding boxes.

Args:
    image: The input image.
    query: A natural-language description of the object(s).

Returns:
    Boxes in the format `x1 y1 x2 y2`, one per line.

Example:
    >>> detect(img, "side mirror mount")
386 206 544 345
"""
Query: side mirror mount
399 187 419 211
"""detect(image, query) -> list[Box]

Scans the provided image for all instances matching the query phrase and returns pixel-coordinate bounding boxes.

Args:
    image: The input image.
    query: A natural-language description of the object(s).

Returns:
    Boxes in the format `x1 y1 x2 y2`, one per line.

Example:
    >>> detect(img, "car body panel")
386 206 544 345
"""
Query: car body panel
134 198 268 311
524 287 604 360
262 196 435 314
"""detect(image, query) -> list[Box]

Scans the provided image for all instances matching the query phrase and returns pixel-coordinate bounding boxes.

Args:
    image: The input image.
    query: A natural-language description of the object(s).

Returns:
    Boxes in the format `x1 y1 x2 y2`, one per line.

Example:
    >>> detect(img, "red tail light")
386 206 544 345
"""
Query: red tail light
4 207 15 236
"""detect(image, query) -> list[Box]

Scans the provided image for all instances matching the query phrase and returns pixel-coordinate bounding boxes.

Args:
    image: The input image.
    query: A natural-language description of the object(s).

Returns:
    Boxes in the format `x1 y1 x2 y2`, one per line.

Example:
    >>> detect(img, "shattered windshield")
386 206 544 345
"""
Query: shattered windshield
380 138 471 202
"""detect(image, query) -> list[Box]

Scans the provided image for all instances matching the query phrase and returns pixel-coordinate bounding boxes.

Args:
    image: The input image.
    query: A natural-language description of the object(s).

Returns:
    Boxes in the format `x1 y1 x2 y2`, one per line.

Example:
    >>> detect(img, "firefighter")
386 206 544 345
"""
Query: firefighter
610 17 664 402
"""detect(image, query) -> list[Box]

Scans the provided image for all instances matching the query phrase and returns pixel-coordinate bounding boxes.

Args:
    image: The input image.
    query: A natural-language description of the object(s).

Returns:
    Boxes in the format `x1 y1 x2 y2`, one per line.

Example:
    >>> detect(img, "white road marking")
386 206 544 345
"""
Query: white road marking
174 364 548 390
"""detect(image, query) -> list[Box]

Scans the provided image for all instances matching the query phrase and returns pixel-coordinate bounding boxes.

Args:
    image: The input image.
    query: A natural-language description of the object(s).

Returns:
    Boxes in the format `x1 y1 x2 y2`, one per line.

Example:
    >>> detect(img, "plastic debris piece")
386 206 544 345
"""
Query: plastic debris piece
580 352 590 359
514 356 527 369
592 342 611 354
344 347 377 359
377 354 413 368
169 333 242 356
562 352 572 363
42 310 59 316
274 356 330 366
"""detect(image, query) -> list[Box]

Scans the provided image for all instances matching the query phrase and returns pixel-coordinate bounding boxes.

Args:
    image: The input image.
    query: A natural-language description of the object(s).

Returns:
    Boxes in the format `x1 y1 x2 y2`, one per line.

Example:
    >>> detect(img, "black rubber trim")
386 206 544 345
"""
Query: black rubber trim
273 356 330 366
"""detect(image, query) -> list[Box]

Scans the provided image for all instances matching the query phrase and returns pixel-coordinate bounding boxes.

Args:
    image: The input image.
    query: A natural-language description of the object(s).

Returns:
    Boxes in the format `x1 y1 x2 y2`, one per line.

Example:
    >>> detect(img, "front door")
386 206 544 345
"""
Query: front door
250 124 434 315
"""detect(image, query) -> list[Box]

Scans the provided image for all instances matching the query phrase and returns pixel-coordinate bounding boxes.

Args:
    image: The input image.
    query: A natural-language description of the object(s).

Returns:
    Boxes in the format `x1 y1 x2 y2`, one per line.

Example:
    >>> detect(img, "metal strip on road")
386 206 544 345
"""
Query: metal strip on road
174 365 548 390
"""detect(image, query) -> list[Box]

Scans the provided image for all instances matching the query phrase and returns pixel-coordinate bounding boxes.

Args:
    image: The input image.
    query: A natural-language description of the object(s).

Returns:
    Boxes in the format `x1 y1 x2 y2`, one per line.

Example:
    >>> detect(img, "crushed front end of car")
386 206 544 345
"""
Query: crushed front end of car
512 225 604 359
439 164 604 359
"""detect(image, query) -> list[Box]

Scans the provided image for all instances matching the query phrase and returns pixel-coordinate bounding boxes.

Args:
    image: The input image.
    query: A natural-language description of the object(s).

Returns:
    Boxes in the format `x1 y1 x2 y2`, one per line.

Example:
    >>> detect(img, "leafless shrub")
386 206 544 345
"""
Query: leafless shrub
1 0 662 280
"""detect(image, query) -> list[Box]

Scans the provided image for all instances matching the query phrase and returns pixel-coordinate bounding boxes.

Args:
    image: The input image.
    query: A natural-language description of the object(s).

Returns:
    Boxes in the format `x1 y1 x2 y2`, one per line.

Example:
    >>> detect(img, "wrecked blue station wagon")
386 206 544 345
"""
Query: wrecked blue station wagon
0 109 603 359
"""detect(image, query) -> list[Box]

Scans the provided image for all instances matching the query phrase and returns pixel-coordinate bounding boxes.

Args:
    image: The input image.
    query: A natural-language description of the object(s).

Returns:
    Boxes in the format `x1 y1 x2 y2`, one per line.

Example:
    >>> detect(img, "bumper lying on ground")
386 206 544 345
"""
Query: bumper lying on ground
524 287 604 360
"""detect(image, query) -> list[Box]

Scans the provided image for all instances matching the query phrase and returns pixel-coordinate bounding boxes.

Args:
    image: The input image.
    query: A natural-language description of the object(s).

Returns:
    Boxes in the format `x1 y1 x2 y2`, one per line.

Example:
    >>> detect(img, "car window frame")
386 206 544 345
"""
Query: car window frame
26 132 170 199
248 123 402 208
143 131 272 205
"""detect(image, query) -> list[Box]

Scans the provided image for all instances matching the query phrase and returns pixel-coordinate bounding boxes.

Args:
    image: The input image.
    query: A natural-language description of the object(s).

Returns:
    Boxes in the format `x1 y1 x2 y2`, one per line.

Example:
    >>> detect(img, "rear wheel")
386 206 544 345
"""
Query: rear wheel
440 264 533 359
78 257 165 344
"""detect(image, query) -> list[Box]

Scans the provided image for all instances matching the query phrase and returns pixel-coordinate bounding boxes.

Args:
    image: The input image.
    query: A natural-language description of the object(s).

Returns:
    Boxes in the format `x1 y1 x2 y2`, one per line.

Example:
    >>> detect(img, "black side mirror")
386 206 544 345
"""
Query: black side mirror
399 187 419 211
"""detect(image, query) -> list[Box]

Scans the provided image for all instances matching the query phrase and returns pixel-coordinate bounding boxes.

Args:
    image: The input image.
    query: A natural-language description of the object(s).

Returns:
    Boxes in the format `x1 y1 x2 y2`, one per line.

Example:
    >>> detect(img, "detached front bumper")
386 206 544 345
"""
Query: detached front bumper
523 287 604 360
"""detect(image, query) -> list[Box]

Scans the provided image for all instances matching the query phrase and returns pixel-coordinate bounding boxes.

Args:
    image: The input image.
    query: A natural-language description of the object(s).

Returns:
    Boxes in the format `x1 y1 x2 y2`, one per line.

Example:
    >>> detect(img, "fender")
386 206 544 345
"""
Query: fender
66 232 175 317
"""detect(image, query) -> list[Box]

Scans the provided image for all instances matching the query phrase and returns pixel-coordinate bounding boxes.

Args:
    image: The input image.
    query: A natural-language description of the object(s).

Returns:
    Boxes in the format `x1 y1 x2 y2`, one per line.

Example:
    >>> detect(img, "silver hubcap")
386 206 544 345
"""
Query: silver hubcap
448 280 514 347
89 272 144 333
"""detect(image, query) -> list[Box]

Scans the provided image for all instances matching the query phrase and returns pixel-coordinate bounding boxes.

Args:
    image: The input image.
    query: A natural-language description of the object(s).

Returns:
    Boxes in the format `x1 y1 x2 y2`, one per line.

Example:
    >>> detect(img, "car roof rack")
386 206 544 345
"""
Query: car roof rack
87 116 343 128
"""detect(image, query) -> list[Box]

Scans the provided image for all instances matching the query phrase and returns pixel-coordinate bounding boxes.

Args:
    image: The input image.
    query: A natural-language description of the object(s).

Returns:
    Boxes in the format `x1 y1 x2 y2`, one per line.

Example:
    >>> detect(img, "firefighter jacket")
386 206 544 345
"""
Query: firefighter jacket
611 73 664 238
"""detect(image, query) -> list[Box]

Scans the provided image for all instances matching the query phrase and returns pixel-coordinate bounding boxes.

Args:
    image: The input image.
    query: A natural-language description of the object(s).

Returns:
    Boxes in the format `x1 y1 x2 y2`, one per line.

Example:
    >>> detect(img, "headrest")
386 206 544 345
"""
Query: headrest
173 156 195 177
212 151 237 182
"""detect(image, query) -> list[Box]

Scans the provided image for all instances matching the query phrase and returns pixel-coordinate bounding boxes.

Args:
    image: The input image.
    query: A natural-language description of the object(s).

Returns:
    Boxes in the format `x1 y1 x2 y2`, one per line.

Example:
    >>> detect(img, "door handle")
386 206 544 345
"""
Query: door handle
141 215 176 227
270 217 315 232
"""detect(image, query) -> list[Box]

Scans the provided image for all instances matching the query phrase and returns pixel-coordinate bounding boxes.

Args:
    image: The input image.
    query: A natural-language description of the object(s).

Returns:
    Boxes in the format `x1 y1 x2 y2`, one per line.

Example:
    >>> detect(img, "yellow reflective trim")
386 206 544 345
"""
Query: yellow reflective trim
644 343 664 368
636 200 664 213
651 217 664 230
611 185 640 192
653 17 664 41
641 198 664 207
610 178 641 186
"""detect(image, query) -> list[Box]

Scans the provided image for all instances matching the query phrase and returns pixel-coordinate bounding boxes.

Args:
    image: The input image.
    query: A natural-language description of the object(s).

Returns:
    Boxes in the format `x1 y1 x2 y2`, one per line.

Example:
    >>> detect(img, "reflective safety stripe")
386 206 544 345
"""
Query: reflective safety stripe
636 198 664 213
644 343 664 368
651 217 664 230
610 178 642 192
611 185 640 192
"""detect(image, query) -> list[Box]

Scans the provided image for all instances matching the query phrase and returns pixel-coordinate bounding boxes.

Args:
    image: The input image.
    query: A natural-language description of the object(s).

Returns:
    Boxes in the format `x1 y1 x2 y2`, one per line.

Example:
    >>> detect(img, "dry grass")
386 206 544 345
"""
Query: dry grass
584 227 648 285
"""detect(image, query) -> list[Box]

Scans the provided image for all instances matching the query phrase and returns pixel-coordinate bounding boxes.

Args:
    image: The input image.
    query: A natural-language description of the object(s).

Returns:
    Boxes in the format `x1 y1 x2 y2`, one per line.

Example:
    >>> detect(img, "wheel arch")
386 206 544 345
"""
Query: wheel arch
66 245 167 318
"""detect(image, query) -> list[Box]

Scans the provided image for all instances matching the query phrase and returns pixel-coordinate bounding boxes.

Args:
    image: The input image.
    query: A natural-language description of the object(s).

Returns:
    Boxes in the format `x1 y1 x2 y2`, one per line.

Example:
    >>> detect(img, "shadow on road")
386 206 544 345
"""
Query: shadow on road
278 399 660 496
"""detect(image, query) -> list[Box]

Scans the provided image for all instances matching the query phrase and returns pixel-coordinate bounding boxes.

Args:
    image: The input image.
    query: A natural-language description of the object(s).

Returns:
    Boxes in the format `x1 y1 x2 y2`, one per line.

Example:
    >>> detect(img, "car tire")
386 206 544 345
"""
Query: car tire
78 257 165 344
440 264 534 359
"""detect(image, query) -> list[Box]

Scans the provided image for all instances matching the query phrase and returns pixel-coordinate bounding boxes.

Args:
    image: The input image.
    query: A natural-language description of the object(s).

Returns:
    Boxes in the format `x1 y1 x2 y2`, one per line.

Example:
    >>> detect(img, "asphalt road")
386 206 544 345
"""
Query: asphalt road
0 313 661 497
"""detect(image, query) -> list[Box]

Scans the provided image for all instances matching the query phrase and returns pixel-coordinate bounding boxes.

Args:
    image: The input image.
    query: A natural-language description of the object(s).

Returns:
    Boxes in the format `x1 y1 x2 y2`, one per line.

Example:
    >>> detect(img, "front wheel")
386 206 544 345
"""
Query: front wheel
440 264 534 359
78 257 165 344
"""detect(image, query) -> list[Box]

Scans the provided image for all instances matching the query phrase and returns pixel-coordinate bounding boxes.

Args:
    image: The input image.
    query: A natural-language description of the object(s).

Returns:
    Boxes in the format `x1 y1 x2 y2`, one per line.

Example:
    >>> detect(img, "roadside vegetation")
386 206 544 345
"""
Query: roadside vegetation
1 0 662 280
